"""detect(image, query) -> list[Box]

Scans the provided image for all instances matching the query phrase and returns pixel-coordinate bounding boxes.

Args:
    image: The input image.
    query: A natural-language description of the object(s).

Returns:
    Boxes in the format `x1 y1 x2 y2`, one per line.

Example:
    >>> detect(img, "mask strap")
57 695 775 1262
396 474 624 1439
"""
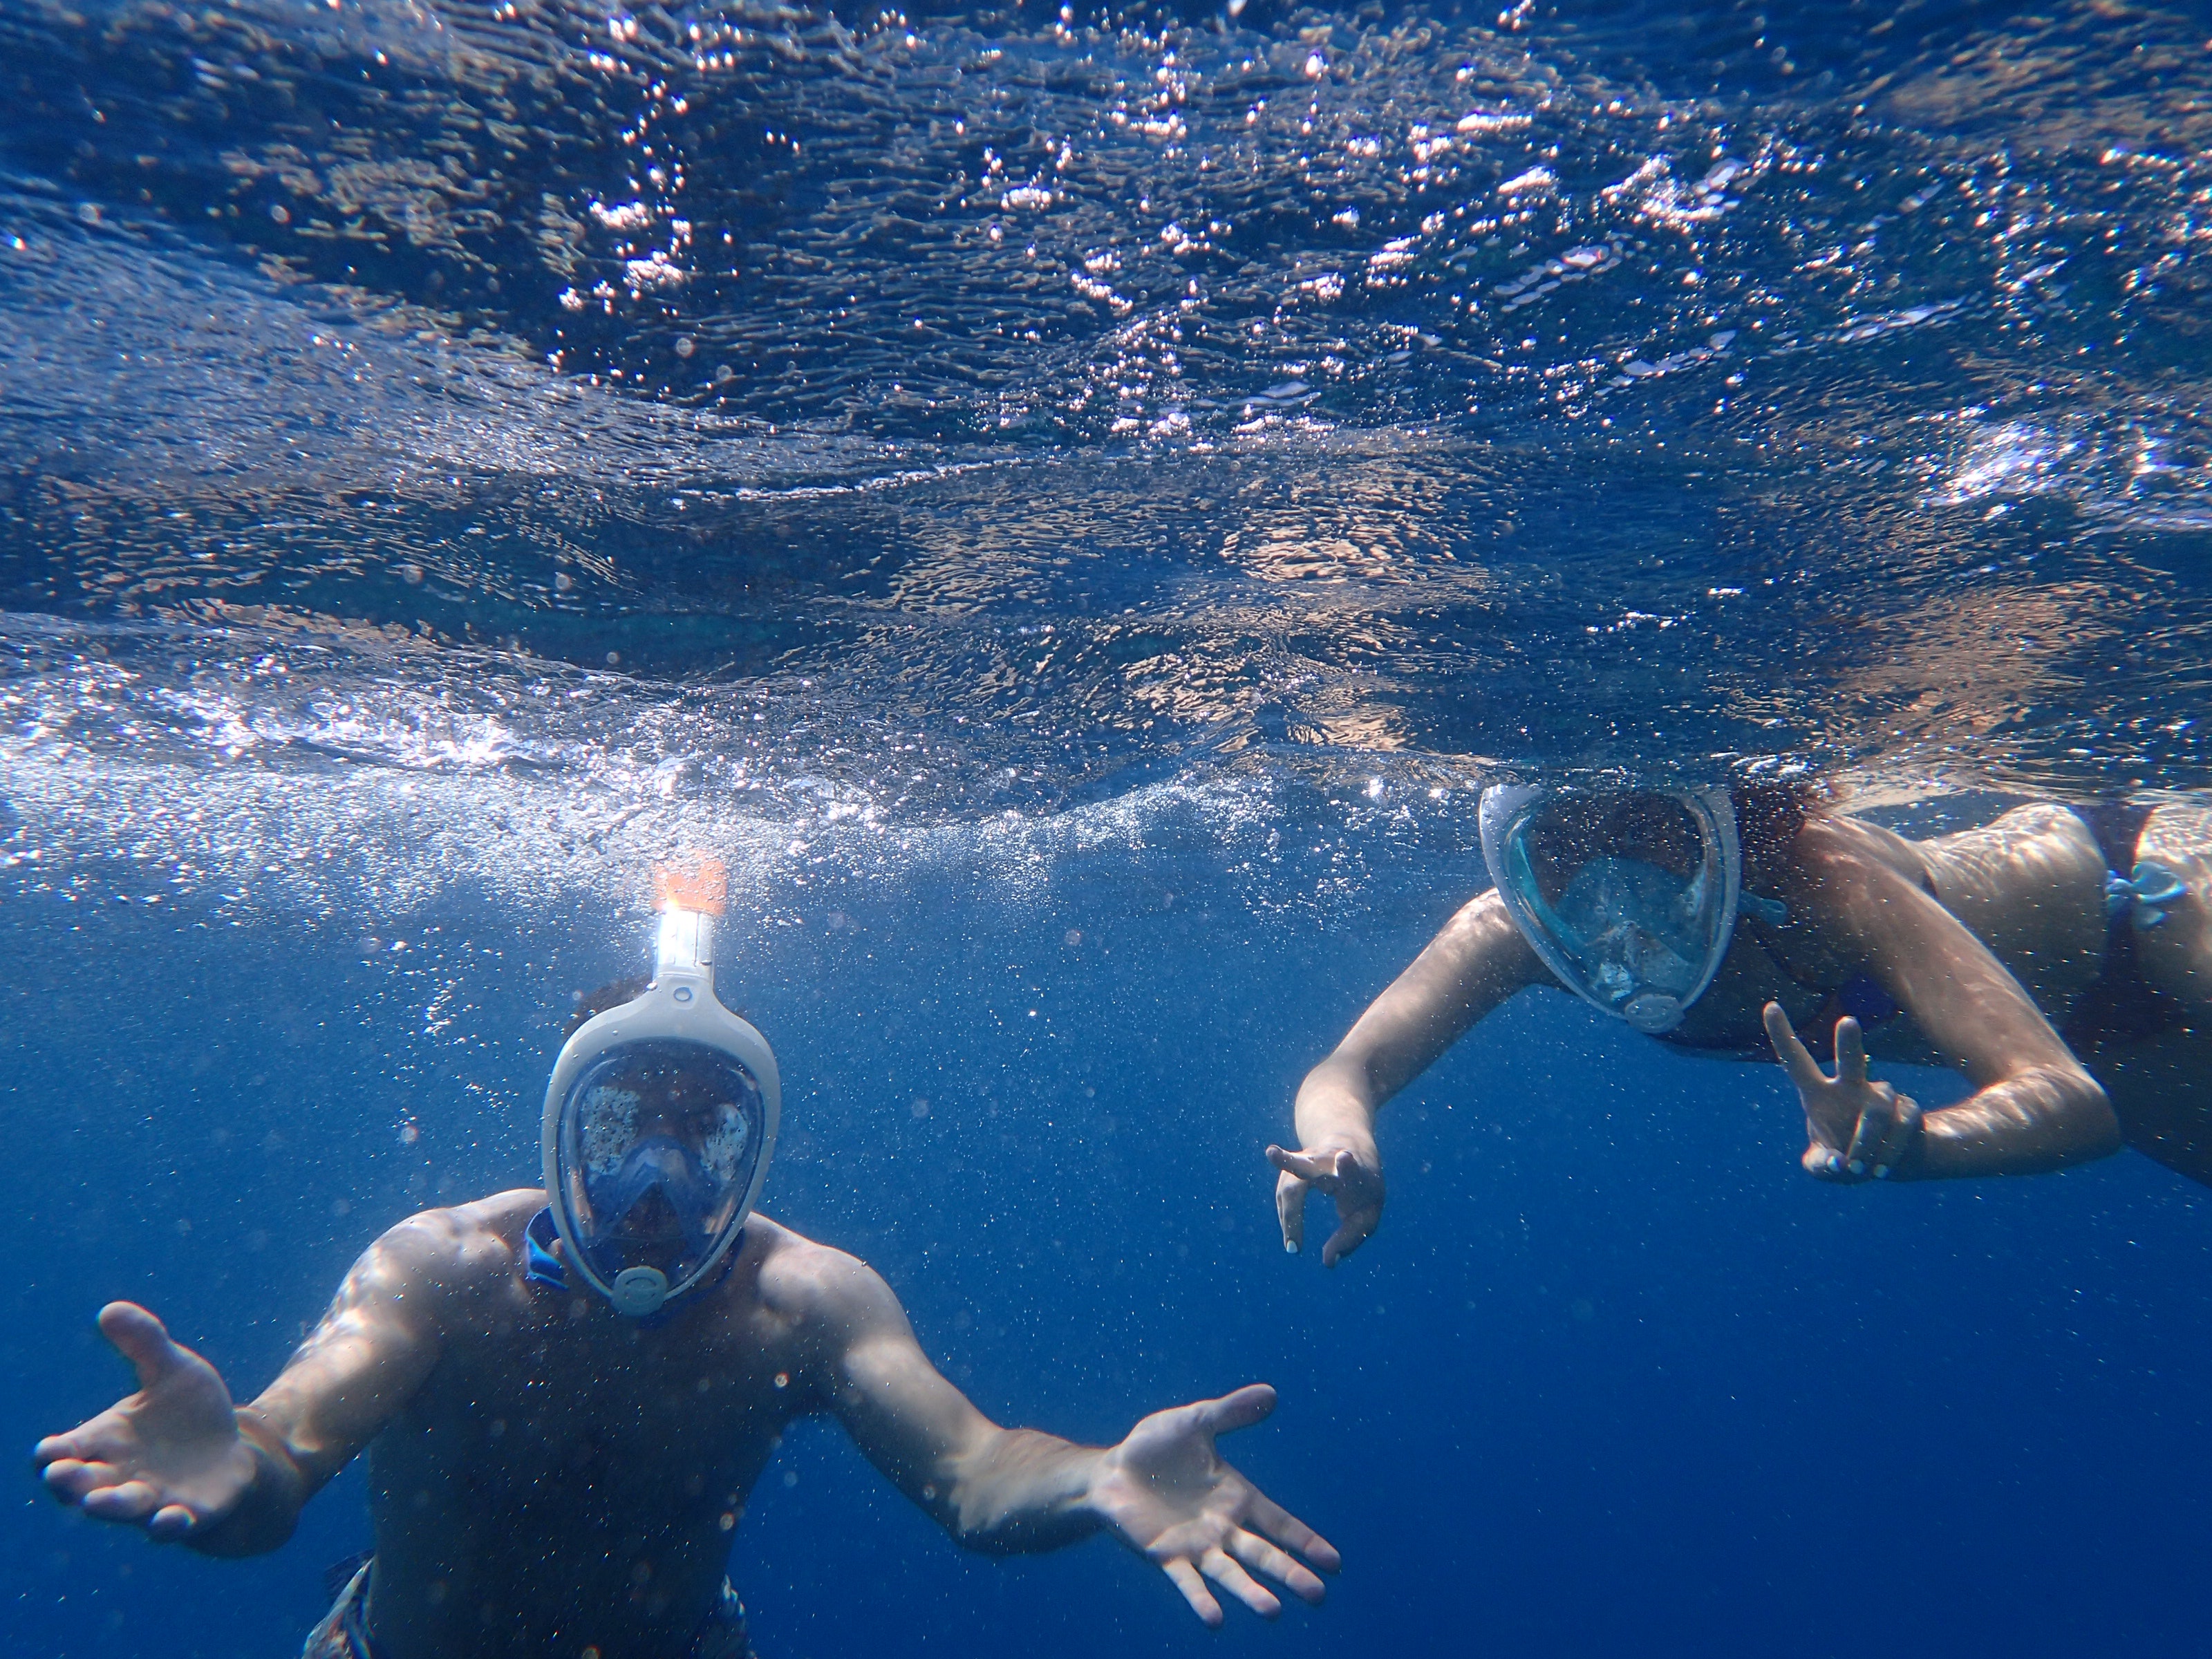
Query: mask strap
1742 891 1790 928
525 1208 568 1291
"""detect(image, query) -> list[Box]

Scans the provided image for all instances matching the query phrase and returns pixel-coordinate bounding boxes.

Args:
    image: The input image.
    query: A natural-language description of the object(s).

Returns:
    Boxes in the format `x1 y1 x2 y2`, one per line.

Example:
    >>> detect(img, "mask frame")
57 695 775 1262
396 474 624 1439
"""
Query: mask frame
1479 783 1742 1034
540 906 780 1317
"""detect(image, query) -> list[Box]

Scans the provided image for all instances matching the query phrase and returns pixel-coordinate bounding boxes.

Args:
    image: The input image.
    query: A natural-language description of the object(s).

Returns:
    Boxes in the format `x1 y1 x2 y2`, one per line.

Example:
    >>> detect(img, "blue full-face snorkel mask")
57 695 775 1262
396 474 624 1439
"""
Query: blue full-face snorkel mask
541 904 780 1318
1479 785 1743 1034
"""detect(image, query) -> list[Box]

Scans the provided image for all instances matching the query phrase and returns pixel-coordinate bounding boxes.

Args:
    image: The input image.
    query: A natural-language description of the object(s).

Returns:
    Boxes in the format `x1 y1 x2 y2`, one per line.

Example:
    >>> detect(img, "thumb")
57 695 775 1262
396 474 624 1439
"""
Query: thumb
98 1302 185 1394
1199 1383 1277 1438
1267 1145 1341 1186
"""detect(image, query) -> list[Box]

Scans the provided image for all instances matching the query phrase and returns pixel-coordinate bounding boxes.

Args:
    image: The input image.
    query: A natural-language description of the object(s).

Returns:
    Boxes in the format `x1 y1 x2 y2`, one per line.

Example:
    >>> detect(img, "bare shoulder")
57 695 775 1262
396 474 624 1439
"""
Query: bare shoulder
1773 816 1921 929
353 1188 543 1300
745 1214 909 1339
1790 812 1926 883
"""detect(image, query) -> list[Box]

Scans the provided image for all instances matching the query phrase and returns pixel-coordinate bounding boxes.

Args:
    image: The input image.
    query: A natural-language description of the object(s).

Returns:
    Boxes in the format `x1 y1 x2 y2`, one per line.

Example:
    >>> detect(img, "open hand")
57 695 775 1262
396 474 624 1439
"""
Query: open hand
1268 1142 1384 1266
34 1303 257 1541
1763 1003 1924 1182
1087 1383 1340 1627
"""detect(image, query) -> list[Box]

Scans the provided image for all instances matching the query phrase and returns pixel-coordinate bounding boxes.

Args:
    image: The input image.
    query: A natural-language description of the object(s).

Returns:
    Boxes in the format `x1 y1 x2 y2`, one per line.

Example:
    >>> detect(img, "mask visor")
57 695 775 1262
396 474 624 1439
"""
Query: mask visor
552 1038 765 1301
1480 785 1741 1031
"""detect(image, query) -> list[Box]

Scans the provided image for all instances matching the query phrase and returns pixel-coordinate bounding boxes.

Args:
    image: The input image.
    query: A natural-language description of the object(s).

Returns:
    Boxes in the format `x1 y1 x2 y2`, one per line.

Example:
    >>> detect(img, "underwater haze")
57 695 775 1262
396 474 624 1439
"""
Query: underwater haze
6 0 2212 1653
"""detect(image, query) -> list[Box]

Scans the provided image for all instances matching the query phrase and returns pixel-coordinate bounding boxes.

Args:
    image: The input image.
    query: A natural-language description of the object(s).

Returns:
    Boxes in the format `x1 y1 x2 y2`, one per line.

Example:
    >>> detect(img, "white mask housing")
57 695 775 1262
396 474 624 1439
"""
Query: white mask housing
1479 784 1743 1034
541 905 779 1318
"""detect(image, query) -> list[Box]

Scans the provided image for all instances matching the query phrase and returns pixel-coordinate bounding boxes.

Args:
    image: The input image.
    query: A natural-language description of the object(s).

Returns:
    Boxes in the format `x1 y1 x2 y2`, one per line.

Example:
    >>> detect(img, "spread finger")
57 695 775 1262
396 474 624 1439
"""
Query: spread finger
1835 1017 1869 1088
82 1479 160 1521
1200 1547 1282 1619
1762 1003 1830 1092
1246 1492 1340 1571
1228 1527 1327 1603
1161 1558 1223 1628
1274 1168 1306 1254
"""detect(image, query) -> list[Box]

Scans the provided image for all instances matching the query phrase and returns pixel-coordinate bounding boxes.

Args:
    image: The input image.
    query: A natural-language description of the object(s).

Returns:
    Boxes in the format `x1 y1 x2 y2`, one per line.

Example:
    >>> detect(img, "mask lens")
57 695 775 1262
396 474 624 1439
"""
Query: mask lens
1485 787 1738 1027
556 1039 763 1282
1520 795 1702 899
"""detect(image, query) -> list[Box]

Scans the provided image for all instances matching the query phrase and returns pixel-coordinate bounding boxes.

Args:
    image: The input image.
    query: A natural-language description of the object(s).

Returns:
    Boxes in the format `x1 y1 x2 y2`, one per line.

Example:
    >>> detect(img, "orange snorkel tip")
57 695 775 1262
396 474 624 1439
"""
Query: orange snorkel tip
653 856 727 917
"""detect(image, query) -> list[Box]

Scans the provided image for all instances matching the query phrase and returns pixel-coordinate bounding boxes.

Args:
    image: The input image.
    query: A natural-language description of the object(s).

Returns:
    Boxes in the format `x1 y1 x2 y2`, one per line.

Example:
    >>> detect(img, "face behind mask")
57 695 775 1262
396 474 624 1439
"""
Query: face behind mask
570 1057 760 1256
1480 787 1743 1034
554 1040 765 1304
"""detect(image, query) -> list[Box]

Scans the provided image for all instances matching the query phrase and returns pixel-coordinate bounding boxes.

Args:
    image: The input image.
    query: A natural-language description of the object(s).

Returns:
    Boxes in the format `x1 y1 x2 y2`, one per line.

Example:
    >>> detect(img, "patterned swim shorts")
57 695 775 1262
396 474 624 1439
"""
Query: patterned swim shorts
303 1559 751 1658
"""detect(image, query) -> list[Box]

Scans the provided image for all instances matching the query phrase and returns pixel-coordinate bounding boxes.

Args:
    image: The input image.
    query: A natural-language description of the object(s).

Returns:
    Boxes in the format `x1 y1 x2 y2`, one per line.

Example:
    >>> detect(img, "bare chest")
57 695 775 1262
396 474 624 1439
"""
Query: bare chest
380 1290 792 1514
362 1286 798 1656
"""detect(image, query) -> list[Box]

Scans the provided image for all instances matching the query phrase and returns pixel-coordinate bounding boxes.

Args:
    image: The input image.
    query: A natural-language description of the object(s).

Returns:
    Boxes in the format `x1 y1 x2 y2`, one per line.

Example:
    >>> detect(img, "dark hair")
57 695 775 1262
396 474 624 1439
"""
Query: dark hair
563 977 648 1041
1731 780 1826 874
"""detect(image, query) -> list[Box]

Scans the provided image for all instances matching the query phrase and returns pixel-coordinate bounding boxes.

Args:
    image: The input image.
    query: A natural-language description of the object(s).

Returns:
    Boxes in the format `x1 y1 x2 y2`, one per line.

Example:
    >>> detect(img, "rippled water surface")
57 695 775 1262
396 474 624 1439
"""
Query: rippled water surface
7 0 2211 840
6 2 2212 1656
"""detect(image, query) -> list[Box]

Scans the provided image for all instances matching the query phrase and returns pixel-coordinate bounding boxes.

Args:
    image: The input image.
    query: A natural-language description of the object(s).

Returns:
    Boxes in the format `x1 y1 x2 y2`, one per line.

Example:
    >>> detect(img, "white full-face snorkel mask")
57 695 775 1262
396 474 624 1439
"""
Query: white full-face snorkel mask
541 903 780 1318
1479 784 1743 1035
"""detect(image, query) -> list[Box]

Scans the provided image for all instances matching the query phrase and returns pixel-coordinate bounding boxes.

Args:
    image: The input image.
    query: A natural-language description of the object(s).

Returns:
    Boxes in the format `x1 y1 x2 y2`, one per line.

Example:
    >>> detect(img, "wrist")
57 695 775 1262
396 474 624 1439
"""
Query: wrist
1074 1443 1115 1521
1873 1099 1929 1183
1293 1096 1379 1164
1315 1130 1380 1170
1293 1062 1379 1152
950 1428 1106 1554
187 1412 301 1557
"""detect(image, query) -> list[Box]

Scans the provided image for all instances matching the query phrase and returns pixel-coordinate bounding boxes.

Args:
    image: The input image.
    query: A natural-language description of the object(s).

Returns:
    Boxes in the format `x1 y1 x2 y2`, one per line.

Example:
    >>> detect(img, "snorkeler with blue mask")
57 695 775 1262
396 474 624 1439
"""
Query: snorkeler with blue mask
1268 786 2212 1269
39 861 1342 1657
541 900 778 1317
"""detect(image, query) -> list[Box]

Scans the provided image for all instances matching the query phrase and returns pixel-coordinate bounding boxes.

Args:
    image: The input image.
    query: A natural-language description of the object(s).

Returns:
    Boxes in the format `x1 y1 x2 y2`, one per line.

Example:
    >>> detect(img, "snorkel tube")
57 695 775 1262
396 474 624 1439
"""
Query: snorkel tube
541 862 780 1318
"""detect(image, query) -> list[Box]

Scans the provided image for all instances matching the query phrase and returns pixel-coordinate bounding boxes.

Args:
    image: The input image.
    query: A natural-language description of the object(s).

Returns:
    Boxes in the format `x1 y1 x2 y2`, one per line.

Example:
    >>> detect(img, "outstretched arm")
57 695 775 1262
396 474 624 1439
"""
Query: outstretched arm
1272 889 1545 1263
35 1206 468 1554
1768 818 2120 1180
787 1246 1338 1625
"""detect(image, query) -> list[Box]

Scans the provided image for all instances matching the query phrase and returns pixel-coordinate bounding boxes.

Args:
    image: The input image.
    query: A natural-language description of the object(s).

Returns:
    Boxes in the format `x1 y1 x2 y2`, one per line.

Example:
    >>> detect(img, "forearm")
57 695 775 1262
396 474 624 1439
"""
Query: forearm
1297 891 1539 1152
1292 1057 1382 1161
940 1426 1105 1555
182 1409 309 1558
1910 1066 2121 1179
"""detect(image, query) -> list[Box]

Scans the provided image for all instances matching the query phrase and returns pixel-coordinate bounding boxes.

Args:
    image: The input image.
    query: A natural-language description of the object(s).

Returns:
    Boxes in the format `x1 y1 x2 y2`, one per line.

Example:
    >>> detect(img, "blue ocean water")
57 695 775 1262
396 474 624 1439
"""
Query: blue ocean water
5 0 2212 1653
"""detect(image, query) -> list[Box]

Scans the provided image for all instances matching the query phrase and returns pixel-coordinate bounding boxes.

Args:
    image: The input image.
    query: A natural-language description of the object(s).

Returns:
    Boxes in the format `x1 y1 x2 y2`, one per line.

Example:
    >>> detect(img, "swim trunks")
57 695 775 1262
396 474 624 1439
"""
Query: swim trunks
305 1559 752 1659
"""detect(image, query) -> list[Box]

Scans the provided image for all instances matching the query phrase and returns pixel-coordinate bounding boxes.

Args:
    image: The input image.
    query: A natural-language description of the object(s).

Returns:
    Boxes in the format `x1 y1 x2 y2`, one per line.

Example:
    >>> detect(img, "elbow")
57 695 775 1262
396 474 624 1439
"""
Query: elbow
1924 1066 2121 1179
948 1522 1023 1557
2011 1065 2123 1170
935 1448 1019 1556
2056 1070 2124 1164
941 1492 1034 1557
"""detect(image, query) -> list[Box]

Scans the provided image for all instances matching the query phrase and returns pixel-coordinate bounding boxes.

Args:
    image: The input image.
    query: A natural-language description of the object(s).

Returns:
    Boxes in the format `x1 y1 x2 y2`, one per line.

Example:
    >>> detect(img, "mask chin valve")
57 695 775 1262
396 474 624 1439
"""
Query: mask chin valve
610 1266 671 1318
1620 991 1685 1033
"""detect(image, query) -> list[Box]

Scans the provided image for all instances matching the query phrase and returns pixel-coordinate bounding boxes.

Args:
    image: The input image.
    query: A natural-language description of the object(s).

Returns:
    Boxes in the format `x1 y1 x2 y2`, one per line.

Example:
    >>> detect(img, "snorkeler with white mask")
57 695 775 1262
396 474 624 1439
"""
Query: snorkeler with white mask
1270 785 2212 1265
37 864 1340 1657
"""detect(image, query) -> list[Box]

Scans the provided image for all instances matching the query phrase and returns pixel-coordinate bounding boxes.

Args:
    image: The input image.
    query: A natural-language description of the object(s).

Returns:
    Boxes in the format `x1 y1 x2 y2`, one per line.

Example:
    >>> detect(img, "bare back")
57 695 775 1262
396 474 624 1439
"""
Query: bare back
1901 803 2212 1184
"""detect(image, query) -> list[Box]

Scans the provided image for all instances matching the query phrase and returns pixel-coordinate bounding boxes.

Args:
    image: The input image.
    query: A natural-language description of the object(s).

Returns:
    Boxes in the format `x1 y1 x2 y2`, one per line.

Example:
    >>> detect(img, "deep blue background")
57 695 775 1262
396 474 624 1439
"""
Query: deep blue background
7 835 2209 1658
